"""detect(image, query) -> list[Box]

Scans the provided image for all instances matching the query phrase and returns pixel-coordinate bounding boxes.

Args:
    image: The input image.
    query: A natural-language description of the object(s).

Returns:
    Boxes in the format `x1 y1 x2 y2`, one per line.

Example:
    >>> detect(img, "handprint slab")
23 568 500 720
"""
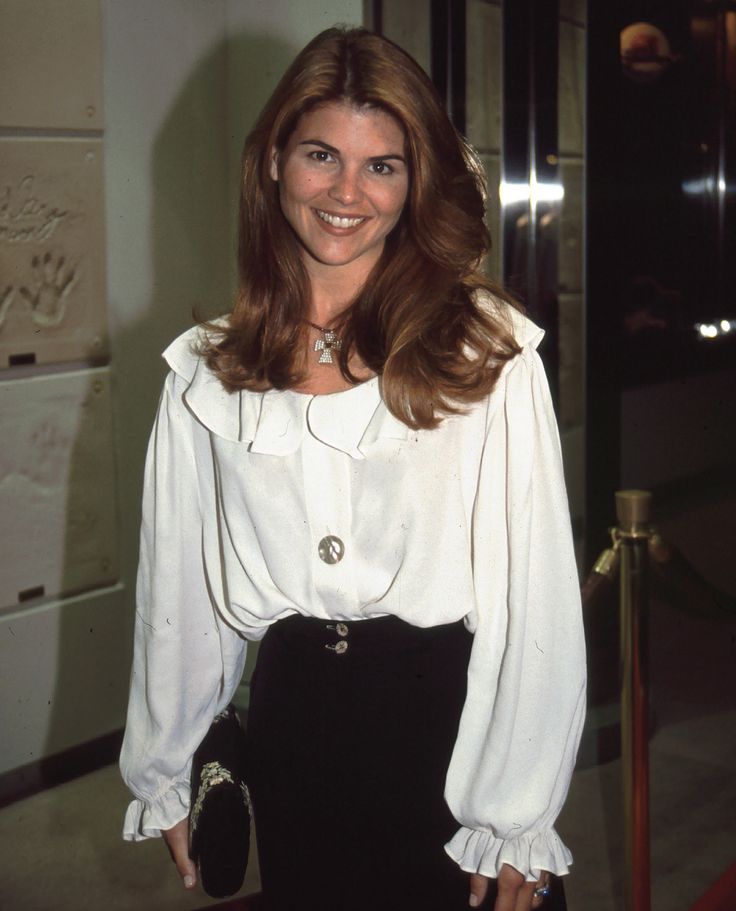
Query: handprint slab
0 138 107 368
0 367 119 608
19 252 79 328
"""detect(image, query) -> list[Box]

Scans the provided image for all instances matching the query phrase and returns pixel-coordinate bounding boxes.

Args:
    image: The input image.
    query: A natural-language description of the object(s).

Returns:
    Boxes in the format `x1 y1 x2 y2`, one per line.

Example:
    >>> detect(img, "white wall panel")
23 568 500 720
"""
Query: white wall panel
0 367 118 609
0 586 130 775
466 1 502 153
382 0 431 77
559 20 585 157
479 154 501 281
0 138 108 367
0 0 103 130
559 159 584 294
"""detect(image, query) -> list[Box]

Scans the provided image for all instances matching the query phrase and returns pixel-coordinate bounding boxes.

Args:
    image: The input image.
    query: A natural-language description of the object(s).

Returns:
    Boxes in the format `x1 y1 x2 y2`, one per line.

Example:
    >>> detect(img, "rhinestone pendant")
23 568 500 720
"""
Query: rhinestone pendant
314 330 342 365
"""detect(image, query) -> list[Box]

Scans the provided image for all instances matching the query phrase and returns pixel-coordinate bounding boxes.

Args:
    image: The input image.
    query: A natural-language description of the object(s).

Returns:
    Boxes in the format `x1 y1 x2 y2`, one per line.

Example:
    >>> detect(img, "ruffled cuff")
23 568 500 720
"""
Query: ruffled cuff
444 826 573 881
122 780 191 842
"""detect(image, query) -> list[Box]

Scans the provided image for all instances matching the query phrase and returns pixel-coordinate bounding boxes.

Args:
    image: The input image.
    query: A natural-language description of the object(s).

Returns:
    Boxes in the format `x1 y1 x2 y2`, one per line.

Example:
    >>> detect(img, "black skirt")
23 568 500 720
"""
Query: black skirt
245 614 566 911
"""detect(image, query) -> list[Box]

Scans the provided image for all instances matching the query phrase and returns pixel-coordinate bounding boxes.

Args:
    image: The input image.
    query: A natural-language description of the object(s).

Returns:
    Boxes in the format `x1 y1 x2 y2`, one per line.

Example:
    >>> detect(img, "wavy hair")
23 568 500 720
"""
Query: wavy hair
201 26 521 429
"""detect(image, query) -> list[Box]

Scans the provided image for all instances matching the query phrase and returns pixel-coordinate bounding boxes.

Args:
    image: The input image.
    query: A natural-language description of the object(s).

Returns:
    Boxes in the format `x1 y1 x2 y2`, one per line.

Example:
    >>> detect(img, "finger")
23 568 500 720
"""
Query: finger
512 881 536 911
177 851 197 889
493 885 519 911
163 819 197 889
531 875 551 908
59 267 76 296
469 872 489 907
494 865 524 911
42 252 54 283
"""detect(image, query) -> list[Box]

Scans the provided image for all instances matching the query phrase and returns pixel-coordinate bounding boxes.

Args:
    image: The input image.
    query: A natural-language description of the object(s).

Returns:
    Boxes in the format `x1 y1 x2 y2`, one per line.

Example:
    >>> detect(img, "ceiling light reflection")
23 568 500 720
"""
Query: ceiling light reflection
681 176 731 196
696 319 736 339
499 180 565 207
682 177 715 195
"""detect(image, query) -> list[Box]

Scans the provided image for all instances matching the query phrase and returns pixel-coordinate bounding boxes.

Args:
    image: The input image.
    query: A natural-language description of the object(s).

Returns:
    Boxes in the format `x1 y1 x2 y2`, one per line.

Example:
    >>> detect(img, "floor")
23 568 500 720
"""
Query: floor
1 480 734 911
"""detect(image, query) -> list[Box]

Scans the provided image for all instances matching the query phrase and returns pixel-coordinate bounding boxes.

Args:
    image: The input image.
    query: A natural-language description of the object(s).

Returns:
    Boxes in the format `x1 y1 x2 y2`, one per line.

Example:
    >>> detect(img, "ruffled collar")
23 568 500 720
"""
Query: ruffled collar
162 328 410 459
161 301 541 460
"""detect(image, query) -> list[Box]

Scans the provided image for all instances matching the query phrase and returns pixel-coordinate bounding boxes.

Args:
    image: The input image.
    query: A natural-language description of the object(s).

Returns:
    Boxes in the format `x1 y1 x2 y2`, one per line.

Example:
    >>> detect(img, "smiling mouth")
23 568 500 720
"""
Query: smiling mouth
315 209 367 229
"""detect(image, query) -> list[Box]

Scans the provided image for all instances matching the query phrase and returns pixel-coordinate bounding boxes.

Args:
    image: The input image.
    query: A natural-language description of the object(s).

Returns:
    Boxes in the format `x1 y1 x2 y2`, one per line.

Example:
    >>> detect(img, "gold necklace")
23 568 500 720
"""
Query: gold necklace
304 319 343 365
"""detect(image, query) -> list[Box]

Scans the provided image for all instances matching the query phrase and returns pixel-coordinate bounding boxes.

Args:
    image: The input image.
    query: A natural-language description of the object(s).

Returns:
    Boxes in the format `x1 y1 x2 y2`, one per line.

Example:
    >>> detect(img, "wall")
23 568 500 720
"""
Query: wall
0 0 362 779
0 0 125 777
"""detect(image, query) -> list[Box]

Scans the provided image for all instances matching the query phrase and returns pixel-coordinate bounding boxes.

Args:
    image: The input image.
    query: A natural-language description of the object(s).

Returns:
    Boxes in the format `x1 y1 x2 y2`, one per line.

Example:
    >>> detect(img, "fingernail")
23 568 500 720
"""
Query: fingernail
184 875 195 889
469 896 480 908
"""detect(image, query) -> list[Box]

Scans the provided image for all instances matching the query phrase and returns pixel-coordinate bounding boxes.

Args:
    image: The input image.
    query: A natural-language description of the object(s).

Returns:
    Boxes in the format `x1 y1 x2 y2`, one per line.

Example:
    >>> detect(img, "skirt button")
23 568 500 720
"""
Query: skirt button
336 622 349 637
334 640 349 655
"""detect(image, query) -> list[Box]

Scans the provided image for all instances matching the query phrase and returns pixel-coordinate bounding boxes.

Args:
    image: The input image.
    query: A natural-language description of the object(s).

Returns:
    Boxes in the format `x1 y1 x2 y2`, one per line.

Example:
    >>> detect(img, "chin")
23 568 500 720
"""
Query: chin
304 244 378 269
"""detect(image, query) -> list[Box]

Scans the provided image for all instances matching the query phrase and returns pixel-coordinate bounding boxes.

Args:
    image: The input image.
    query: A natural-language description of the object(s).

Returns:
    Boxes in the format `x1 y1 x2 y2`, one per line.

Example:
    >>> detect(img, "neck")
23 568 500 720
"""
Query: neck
307 274 358 327
303 249 382 327
308 297 349 330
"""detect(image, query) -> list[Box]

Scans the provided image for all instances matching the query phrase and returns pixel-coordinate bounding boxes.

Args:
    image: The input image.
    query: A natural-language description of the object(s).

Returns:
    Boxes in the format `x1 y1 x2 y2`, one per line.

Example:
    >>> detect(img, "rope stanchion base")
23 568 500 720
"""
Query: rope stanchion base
689 863 736 911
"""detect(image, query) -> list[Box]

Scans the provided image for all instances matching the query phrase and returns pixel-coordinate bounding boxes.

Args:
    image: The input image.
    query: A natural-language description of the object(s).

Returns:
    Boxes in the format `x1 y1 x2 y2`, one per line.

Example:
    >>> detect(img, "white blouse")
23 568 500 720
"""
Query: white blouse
119 299 586 883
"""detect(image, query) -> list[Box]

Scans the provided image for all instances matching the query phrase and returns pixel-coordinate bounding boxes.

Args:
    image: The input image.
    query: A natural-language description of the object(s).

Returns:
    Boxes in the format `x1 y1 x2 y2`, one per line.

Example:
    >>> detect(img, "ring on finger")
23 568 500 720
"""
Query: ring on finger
533 883 551 898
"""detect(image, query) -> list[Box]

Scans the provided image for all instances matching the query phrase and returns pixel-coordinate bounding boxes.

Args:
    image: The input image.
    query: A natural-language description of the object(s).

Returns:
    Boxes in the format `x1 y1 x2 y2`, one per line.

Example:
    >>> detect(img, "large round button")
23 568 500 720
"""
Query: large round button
335 622 349 637
318 535 345 564
334 640 349 655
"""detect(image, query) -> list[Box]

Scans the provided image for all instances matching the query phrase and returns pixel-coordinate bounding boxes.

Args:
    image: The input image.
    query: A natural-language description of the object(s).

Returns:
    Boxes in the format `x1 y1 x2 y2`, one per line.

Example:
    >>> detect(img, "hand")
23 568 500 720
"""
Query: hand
469 864 552 910
19 252 78 328
162 817 197 890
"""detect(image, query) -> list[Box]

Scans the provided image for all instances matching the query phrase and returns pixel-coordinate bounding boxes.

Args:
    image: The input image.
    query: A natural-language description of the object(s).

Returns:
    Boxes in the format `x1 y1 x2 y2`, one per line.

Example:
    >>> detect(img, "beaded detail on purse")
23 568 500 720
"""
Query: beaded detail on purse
190 761 250 832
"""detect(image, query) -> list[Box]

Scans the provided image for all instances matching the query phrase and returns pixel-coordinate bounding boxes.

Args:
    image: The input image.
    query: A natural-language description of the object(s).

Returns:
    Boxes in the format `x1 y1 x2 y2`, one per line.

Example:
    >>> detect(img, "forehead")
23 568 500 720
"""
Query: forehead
288 100 406 149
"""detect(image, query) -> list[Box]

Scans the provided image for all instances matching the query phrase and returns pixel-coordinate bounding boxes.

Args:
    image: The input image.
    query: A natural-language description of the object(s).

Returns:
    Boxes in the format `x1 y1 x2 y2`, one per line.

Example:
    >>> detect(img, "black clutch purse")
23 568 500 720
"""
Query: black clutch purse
188 703 251 898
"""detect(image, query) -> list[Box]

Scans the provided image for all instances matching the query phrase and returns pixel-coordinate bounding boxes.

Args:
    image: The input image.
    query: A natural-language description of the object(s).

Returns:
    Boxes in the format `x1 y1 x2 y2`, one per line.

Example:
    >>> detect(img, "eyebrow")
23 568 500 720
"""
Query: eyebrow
299 139 406 163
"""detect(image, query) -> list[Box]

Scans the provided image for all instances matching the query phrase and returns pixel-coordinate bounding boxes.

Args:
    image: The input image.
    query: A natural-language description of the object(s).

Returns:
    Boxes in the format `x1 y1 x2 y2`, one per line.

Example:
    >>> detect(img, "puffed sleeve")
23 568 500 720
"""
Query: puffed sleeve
119 369 248 840
444 339 586 880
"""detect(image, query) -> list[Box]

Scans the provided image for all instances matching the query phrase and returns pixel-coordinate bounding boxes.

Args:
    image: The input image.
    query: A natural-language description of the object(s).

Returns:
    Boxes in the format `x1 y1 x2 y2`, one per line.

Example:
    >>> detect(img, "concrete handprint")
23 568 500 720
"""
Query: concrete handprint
19 251 79 327
0 285 14 329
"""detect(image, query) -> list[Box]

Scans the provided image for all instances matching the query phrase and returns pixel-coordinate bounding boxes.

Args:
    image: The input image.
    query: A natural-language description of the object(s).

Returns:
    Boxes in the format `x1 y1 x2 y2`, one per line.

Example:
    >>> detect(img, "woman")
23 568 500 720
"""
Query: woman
120 26 586 911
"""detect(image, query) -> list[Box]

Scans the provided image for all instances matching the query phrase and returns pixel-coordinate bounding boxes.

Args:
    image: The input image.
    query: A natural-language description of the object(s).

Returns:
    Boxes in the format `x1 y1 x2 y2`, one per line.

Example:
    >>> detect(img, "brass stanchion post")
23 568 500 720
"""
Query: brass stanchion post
616 490 652 911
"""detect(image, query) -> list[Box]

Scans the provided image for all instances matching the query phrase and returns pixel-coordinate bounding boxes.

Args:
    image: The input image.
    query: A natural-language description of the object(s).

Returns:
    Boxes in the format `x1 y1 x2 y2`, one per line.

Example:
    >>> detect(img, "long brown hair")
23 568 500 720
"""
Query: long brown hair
201 26 521 429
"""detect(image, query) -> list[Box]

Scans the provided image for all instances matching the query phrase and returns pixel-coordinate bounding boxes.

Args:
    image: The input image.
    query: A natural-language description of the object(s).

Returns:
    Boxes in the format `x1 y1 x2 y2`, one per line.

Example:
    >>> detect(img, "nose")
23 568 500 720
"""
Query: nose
328 167 363 206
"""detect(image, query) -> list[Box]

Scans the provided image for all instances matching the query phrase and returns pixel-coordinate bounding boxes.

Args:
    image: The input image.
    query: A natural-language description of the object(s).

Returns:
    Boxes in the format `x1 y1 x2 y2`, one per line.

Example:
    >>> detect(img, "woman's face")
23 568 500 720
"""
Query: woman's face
271 100 409 285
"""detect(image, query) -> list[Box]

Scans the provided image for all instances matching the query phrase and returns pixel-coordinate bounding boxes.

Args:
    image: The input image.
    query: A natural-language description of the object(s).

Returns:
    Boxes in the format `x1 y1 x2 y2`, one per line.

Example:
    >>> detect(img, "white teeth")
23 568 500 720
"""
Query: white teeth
316 210 365 228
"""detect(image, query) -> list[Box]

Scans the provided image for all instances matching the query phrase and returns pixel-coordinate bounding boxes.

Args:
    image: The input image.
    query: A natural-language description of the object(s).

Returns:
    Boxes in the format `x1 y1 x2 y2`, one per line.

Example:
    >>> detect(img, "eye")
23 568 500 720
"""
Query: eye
369 161 395 175
309 150 335 163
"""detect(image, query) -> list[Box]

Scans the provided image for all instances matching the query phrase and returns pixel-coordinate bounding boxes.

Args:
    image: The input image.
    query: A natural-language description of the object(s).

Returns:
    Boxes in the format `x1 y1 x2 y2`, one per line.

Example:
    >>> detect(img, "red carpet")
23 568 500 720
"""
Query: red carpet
690 863 736 911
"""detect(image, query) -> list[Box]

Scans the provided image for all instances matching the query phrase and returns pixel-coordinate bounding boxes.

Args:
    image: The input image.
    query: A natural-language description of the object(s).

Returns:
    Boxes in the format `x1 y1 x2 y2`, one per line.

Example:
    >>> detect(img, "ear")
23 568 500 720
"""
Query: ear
269 147 279 182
